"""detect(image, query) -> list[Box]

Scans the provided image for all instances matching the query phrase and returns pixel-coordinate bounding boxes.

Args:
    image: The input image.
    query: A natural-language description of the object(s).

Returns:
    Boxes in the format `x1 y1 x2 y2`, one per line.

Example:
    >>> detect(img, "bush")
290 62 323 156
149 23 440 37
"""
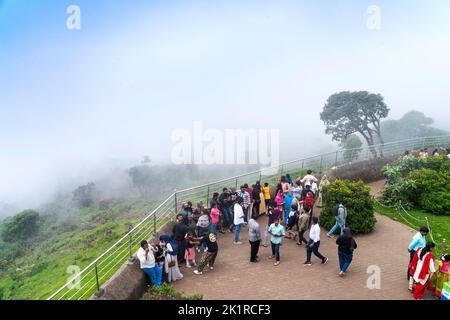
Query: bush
321 179 376 234
382 156 450 215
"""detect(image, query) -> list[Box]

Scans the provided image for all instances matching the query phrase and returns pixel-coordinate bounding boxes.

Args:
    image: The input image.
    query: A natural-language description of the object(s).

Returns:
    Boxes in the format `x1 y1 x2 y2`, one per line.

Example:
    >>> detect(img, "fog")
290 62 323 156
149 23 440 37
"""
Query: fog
1 0 450 216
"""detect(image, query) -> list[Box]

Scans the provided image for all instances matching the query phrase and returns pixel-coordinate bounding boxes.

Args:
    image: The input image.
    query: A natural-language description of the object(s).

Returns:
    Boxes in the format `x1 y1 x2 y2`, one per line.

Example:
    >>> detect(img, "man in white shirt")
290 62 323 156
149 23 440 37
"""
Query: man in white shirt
304 216 328 266
233 198 246 245
137 240 162 287
300 170 318 186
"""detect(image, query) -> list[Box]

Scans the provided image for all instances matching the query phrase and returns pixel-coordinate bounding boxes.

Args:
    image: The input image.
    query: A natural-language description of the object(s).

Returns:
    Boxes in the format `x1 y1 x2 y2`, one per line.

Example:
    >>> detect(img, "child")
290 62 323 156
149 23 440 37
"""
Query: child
264 203 277 247
285 204 299 240
184 232 199 268
428 254 450 299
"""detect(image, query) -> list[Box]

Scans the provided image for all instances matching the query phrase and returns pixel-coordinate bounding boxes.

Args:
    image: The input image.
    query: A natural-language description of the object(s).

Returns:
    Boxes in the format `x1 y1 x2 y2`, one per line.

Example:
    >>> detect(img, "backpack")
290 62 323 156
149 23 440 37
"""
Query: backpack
332 205 340 217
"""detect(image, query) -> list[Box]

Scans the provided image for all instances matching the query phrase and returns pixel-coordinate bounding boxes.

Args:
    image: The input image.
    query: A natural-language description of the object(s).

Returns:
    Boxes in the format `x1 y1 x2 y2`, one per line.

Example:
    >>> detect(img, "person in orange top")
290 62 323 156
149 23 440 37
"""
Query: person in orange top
262 182 271 212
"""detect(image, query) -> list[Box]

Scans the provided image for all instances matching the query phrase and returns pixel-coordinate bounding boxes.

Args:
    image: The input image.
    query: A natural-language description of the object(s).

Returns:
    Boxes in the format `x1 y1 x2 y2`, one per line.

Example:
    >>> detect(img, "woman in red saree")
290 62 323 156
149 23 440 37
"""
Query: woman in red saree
409 242 436 300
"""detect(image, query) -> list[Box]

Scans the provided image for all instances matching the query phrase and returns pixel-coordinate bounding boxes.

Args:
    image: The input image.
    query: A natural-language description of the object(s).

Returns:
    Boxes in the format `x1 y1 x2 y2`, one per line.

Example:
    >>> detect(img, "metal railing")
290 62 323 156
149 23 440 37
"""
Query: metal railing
47 135 450 300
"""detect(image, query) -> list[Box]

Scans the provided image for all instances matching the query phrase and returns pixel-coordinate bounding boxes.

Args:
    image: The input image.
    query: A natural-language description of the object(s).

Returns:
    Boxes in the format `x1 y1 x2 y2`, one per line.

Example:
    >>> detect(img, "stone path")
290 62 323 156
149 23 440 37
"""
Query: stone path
172 181 416 300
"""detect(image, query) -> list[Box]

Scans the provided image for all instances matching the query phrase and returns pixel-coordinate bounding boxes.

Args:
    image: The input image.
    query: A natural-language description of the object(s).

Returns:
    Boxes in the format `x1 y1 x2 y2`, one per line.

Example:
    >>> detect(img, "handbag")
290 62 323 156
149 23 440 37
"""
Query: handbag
168 258 176 268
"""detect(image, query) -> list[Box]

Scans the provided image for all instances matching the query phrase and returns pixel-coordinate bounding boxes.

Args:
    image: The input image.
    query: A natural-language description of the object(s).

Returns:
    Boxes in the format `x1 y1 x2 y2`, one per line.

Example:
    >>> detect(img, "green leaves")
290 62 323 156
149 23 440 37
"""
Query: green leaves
321 179 376 234
382 155 450 215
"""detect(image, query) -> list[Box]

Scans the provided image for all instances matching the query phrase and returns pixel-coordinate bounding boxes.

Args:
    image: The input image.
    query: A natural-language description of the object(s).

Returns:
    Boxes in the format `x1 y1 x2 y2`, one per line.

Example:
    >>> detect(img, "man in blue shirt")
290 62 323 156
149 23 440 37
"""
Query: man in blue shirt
407 226 429 280
268 217 286 266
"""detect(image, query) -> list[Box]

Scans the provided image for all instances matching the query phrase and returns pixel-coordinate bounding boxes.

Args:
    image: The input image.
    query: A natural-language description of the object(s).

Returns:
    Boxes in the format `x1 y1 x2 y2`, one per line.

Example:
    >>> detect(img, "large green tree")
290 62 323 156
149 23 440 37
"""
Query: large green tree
321 91 390 157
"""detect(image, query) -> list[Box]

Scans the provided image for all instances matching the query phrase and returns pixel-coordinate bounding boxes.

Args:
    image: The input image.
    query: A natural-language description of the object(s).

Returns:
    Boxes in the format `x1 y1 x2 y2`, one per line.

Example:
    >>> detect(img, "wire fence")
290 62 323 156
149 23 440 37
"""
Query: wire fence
373 197 447 255
48 135 450 300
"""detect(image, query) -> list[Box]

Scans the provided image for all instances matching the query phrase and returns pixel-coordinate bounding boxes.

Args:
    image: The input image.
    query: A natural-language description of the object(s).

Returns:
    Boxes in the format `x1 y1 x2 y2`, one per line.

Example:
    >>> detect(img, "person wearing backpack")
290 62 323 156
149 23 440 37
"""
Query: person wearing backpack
336 228 357 277
327 200 347 238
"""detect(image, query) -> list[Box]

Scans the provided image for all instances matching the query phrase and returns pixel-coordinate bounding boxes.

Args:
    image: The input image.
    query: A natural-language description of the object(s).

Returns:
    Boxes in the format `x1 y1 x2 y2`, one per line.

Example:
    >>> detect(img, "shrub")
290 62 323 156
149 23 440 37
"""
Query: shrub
321 179 376 234
1 210 40 243
382 156 450 215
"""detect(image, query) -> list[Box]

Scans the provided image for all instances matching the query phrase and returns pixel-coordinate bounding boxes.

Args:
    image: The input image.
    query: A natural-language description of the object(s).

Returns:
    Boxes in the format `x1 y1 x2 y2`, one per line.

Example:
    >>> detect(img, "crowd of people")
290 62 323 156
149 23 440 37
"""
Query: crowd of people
136 170 359 289
135 165 450 300
407 227 450 300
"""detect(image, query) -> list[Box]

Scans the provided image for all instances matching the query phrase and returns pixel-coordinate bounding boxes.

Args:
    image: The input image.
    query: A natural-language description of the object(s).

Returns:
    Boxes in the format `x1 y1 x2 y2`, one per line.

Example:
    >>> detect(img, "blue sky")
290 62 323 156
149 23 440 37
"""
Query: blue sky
1 0 450 208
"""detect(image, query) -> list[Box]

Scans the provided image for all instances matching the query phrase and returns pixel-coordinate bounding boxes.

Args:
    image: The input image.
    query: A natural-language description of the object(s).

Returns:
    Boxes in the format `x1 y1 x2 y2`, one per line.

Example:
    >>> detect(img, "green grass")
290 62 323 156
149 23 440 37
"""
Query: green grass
375 203 450 254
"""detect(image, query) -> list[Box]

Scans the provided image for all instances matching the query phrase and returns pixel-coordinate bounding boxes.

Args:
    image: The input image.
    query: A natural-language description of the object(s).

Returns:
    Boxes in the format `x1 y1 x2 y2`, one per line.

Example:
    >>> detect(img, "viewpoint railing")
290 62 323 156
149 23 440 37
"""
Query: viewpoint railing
47 135 450 300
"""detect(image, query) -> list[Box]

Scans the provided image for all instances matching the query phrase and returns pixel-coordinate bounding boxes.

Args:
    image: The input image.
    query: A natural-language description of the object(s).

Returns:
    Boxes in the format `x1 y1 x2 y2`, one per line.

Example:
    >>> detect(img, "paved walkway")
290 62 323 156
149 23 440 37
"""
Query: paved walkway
173 181 416 300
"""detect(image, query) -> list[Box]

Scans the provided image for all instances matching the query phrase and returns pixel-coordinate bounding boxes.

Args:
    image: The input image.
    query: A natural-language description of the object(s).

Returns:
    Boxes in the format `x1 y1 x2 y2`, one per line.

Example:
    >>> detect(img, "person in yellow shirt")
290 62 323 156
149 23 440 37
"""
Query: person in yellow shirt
262 183 271 212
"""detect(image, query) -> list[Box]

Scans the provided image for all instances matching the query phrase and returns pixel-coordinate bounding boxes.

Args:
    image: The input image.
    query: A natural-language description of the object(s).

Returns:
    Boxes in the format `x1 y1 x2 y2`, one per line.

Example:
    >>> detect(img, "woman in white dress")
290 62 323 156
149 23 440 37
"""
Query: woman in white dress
159 235 183 283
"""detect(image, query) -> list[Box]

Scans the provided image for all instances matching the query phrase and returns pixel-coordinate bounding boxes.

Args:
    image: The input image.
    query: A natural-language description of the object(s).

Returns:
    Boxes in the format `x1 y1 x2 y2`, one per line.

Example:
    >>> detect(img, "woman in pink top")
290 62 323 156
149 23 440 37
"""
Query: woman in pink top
210 204 220 235
274 191 284 220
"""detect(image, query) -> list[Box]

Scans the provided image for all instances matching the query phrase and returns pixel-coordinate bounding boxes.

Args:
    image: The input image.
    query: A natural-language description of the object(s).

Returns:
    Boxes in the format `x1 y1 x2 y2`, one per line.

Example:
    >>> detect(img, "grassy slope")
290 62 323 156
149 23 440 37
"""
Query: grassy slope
375 203 450 253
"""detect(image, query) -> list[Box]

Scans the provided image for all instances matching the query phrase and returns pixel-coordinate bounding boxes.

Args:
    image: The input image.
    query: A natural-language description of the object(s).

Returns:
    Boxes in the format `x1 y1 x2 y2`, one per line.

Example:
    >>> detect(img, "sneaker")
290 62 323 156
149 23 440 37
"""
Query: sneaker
193 270 203 275
209 266 214 270
234 241 242 245
339 271 345 277
274 261 280 266
322 257 329 265
268 255 275 260
204 248 208 252
303 261 312 266
186 265 191 269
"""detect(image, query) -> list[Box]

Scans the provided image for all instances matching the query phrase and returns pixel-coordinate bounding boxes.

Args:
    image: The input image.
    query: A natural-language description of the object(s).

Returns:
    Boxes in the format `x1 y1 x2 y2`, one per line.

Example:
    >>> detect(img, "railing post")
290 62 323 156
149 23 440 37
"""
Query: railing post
301 160 304 174
235 178 238 190
259 171 262 183
206 186 210 207
174 191 178 214
319 155 323 173
129 234 132 259
334 151 338 167
95 263 100 292
153 213 156 233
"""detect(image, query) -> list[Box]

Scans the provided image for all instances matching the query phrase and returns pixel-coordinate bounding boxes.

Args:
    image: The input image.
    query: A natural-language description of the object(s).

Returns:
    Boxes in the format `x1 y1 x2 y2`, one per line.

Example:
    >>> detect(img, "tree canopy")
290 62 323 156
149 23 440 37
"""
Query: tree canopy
378 111 448 143
321 91 390 157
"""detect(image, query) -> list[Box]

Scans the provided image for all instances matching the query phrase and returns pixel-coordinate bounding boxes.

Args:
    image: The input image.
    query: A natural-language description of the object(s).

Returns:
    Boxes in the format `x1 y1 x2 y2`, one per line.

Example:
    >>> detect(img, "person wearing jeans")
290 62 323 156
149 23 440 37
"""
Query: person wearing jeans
268 217 285 266
233 198 245 244
327 202 347 238
336 228 357 276
305 216 328 266
137 240 162 287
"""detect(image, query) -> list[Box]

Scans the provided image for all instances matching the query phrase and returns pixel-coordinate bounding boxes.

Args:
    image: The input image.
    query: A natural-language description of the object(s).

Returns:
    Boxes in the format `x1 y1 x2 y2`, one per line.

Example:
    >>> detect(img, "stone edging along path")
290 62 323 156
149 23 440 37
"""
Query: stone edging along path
171 180 416 300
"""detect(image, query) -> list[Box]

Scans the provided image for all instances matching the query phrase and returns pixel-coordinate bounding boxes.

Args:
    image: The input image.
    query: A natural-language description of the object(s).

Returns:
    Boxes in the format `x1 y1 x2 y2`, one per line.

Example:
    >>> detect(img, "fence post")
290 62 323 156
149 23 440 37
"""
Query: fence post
95 263 100 292
129 234 132 259
174 192 178 214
